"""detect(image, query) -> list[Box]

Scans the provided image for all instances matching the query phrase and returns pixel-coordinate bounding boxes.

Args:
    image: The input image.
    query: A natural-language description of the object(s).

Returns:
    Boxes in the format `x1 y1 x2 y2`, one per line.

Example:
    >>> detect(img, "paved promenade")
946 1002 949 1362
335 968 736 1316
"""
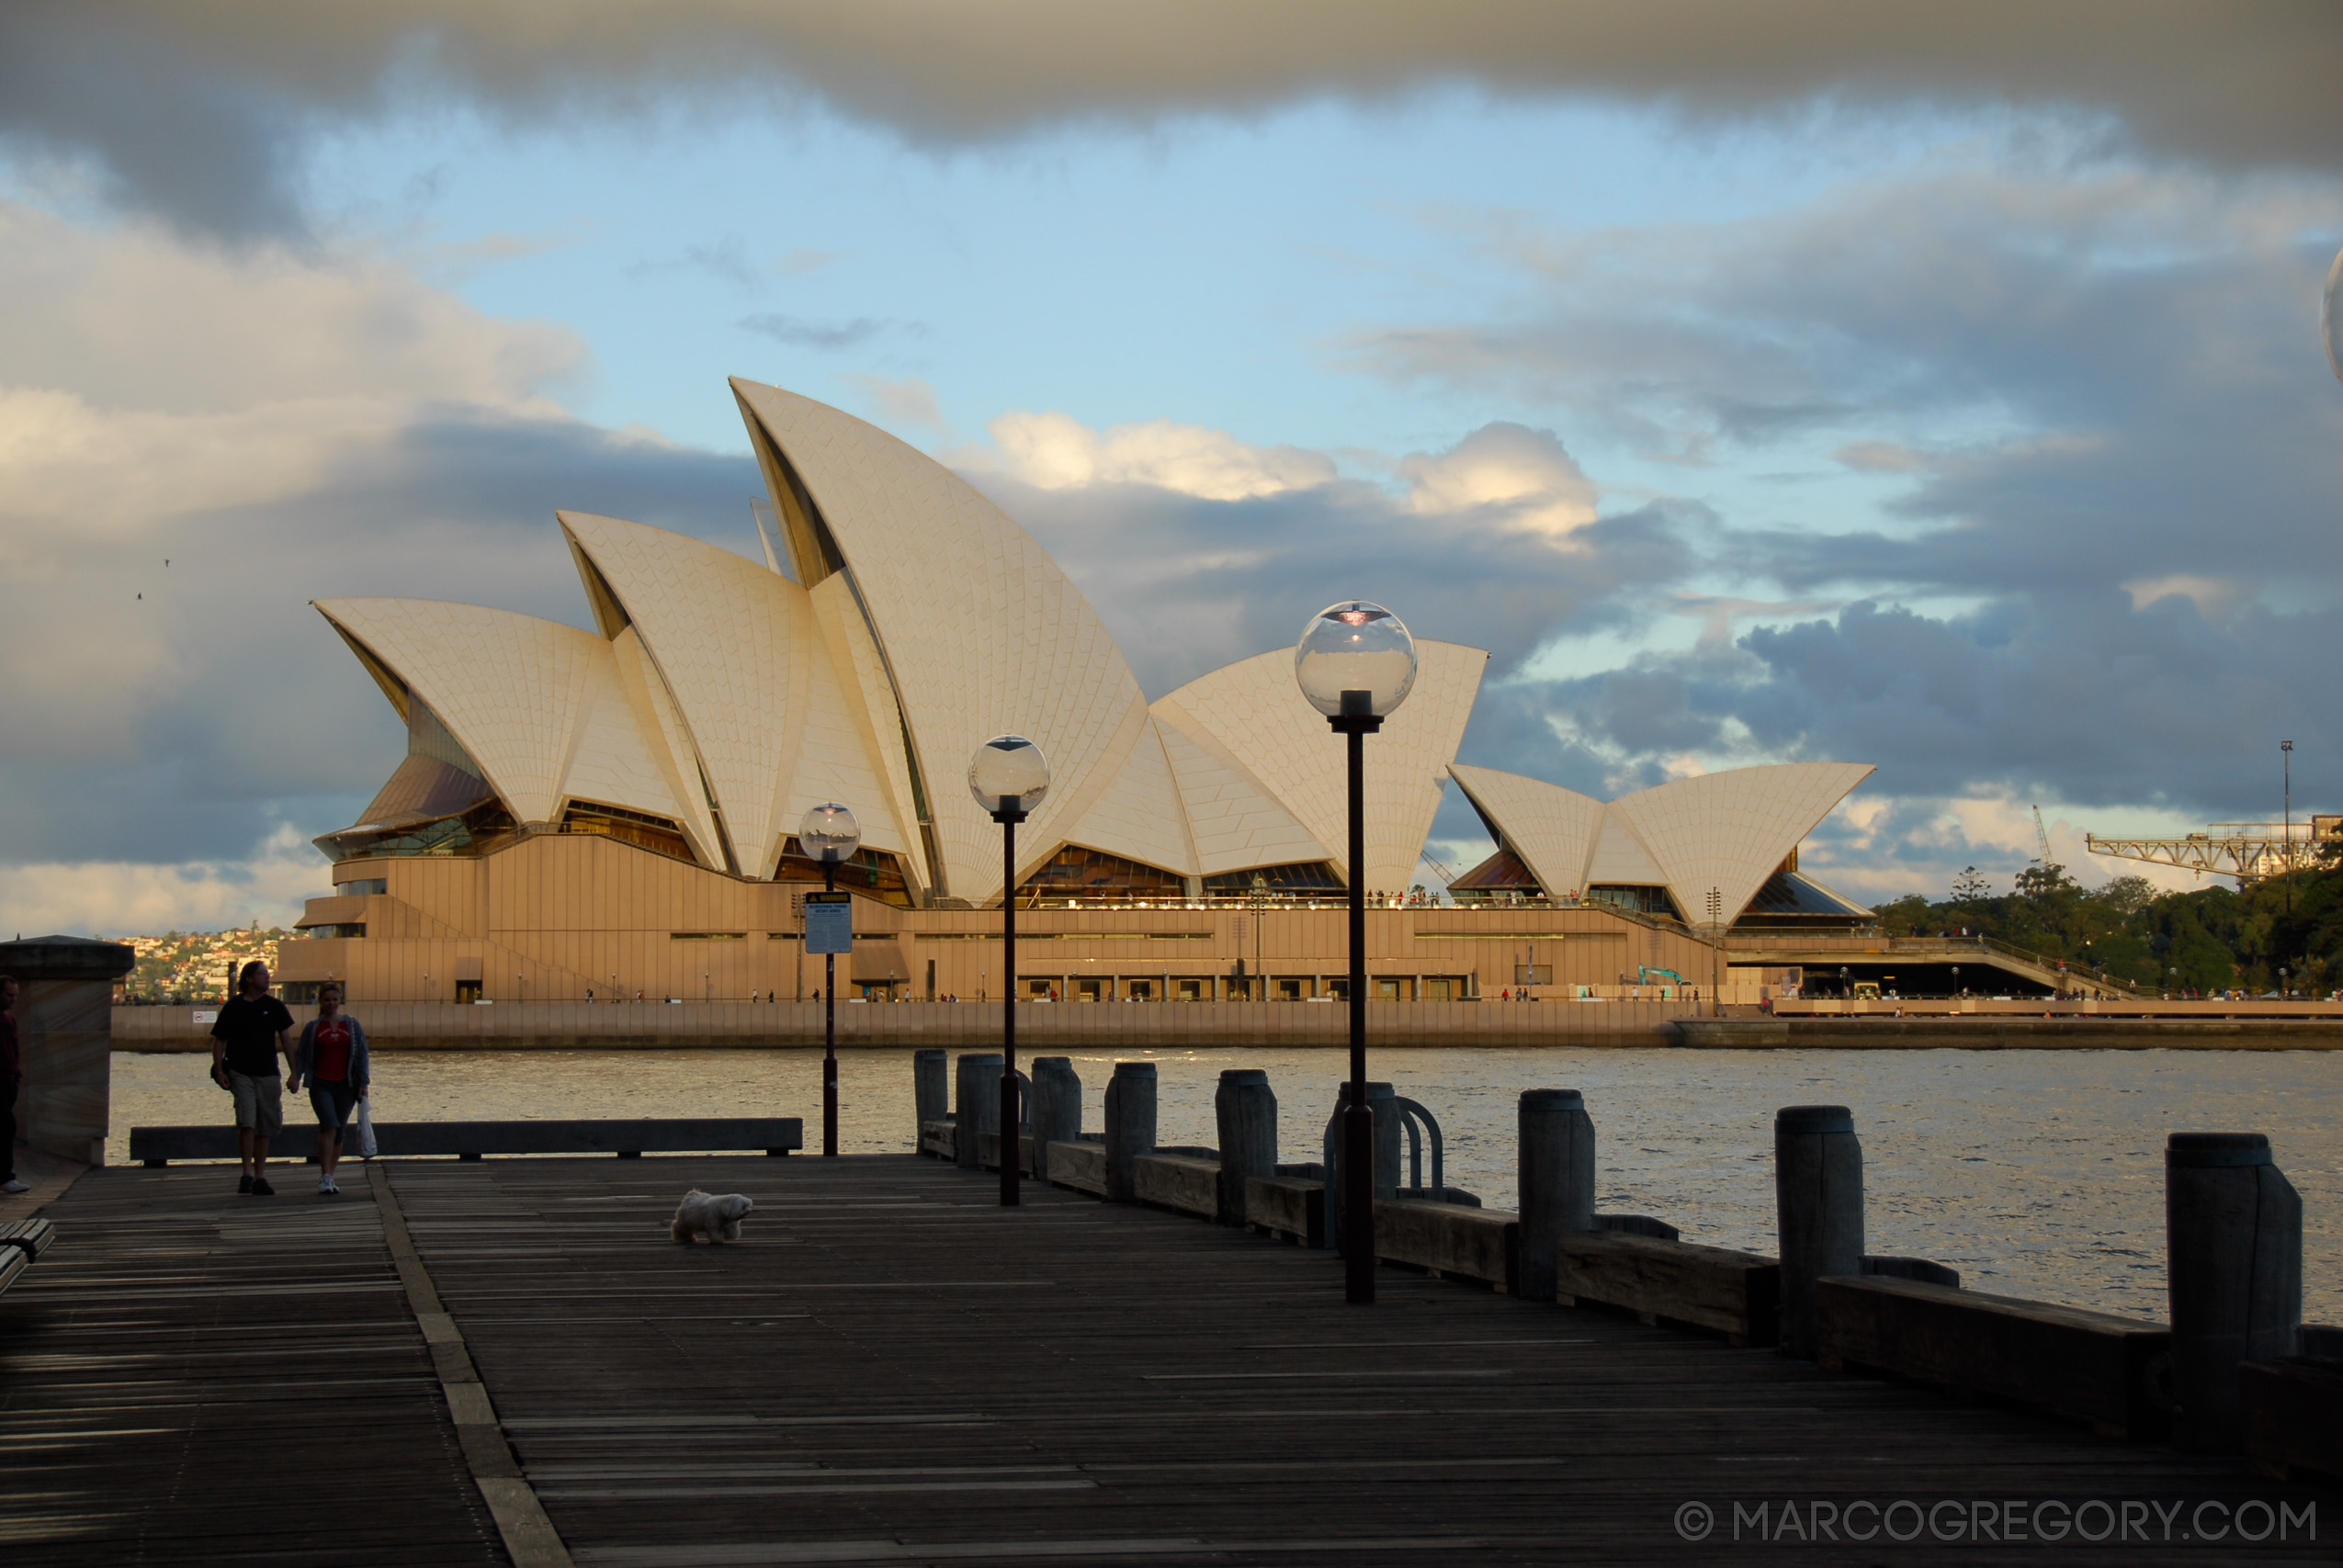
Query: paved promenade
3 1155 2329 1564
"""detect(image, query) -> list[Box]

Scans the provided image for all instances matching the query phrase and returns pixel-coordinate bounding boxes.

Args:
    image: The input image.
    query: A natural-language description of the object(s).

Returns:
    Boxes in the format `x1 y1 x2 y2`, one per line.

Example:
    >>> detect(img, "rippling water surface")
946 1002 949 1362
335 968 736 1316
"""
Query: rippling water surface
111 1045 2342 1321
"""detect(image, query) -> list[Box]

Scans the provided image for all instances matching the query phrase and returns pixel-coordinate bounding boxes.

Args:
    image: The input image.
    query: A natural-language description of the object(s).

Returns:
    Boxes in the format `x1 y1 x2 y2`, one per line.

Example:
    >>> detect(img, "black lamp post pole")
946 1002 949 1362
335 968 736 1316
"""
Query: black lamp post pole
1331 695 1380 1303
997 798 1025 1207
823 858 839 1157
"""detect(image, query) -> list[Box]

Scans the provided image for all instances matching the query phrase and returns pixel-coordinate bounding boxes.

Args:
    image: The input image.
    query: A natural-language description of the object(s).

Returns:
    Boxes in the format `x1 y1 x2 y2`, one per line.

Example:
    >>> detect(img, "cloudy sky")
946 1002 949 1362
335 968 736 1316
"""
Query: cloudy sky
3 3 2340 936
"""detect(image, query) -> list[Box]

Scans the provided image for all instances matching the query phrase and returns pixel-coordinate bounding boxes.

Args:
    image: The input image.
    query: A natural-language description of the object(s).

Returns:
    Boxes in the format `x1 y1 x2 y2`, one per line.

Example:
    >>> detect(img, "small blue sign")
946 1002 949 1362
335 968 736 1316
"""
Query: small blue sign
804 895 853 954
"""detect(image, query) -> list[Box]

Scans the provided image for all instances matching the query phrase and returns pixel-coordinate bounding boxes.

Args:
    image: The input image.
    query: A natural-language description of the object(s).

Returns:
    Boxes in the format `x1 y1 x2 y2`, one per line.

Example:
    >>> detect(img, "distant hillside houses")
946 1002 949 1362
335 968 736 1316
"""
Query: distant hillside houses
119 925 293 1003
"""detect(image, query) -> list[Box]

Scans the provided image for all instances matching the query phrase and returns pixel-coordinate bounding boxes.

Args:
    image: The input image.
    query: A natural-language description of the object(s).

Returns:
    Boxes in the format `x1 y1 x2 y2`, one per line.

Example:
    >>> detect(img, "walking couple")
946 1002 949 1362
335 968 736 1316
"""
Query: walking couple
209 963 371 1196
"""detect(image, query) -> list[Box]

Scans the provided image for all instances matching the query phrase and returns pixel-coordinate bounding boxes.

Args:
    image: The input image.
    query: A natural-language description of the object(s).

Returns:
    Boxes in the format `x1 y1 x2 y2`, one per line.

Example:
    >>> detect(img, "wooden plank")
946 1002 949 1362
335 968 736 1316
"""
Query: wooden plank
1245 1174 1323 1246
0 1167 507 1566
1554 1230 1780 1346
1044 1140 1107 1197
6 1156 2324 1566
1132 1154 1220 1220
1375 1200 1518 1292
1816 1274 2170 1438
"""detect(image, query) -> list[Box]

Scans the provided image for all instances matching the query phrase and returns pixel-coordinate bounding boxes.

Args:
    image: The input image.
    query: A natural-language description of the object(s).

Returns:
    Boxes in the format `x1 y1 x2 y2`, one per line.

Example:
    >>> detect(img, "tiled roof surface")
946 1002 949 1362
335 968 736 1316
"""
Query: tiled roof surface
733 379 1151 905
1154 639 1486 892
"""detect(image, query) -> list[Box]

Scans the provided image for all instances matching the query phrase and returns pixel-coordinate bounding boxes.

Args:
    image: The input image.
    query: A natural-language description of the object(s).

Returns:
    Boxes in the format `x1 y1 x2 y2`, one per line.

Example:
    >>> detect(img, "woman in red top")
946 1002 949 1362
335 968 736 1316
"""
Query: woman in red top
290 983 372 1197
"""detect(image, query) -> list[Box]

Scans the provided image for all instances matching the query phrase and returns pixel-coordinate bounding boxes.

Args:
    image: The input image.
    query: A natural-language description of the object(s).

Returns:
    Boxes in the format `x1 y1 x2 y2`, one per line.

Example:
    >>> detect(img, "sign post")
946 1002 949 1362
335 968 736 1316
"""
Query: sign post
805 891 854 1156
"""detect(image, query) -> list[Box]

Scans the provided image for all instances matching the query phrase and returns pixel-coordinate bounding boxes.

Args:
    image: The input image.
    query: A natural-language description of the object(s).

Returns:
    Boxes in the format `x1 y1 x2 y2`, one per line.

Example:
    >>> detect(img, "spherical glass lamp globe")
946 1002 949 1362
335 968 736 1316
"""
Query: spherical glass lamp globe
968 735 1051 817
1295 600 1418 718
798 802 861 865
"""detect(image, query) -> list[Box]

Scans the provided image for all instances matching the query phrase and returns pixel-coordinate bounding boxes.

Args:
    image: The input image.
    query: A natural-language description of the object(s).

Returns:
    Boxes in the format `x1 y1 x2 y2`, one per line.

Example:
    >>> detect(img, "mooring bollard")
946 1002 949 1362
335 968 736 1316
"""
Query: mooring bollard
1030 1057 1081 1180
954 1052 1002 1170
913 1050 947 1149
1215 1069 1278 1224
1518 1088 1597 1301
1775 1104 1864 1359
1104 1061 1159 1201
2167 1132 2303 1452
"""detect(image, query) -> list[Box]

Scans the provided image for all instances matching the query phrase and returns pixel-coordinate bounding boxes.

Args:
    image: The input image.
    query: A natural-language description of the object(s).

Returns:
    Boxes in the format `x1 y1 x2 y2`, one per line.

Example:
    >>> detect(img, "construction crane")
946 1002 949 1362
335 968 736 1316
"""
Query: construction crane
2032 805 2054 867
2087 820 2338 886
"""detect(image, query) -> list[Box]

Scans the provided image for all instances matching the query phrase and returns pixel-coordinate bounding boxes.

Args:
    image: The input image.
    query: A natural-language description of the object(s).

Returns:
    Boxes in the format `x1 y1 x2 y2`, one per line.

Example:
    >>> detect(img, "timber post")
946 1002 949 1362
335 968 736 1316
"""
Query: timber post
2167 1132 2302 1452
912 1050 947 1146
1775 1104 1863 1360
1030 1056 1081 1180
954 1052 1002 1171
1518 1088 1596 1301
1214 1068 1277 1224
1104 1061 1158 1202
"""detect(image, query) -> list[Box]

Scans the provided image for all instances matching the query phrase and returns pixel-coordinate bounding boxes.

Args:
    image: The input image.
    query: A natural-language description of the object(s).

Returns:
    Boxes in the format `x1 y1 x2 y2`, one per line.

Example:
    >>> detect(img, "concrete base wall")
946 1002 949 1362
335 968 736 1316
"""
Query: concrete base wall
25 980 110 1165
1679 1018 2343 1051
113 998 1692 1051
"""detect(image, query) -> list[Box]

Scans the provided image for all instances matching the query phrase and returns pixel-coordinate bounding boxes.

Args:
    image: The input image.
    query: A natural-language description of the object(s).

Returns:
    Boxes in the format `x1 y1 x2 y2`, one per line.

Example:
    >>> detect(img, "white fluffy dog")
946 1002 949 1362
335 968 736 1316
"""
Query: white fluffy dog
670 1189 754 1245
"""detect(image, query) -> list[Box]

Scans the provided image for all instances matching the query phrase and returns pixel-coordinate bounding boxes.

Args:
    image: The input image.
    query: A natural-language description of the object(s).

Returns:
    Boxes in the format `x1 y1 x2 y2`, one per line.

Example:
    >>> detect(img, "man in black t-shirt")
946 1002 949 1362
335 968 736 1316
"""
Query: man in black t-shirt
210 962 296 1195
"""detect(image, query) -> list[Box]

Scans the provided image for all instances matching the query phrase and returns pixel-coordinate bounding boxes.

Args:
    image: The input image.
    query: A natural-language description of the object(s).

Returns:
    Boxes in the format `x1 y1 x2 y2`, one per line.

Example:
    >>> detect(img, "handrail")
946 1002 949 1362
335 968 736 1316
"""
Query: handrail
1392 1097 1445 1194
1320 1092 1449 1251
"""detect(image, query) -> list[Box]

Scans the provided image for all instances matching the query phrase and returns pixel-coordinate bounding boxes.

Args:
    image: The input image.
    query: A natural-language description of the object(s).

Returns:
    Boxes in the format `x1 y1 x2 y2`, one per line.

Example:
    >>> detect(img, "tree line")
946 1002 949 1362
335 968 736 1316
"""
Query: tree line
1871 859 2343 996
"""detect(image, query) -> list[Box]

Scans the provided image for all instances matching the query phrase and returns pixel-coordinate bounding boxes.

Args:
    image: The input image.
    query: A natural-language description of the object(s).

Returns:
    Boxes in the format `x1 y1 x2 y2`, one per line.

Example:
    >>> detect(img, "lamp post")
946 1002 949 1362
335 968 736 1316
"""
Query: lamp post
969 735 1052 1207
1296 599 1419 1305
1951 964 1959 999
800 802 861 1158
2282 739 2294 914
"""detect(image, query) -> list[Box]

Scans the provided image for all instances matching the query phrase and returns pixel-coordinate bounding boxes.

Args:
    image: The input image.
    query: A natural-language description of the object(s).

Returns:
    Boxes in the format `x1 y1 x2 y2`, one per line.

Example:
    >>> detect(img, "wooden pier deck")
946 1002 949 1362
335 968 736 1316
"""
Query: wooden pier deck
4 1155 2330 1564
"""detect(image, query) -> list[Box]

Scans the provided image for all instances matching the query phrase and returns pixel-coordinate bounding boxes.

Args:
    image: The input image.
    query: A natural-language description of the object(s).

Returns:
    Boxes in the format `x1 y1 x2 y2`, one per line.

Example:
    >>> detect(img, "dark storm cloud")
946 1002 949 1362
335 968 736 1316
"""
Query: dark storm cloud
977 470 1700 699
1330 164 2343 820
1500 591 2343 824
0 409 760 866
4 2 2337 239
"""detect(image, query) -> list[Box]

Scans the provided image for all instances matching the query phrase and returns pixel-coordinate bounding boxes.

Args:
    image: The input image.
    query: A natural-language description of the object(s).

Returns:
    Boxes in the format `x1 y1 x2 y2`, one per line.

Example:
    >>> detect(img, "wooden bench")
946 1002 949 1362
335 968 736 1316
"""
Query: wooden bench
1245 1175 1324 1247
0 1217 58 1298
1815 1274 2170 1439
129 1119 803 1164
2241 1357 2343 1482
1375 1200 1518 1292
1554 1232 1781 1347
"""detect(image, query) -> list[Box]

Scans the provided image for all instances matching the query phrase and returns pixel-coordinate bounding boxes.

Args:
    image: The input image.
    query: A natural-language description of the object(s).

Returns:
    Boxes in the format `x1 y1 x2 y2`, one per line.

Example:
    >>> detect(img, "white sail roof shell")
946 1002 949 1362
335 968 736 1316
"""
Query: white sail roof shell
315 599 637 828
558 510 912 877
1453 759 1874 926
1153 639 1486 892
731 378 1152 905
1445 763 1604 899
1152 711 1330 877
1605 761 1875 930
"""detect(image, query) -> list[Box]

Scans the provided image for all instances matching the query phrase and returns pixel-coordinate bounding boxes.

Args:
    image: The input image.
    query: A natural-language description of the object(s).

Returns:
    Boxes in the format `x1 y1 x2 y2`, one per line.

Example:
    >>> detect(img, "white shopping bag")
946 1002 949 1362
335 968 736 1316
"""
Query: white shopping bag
353 1098 379 1159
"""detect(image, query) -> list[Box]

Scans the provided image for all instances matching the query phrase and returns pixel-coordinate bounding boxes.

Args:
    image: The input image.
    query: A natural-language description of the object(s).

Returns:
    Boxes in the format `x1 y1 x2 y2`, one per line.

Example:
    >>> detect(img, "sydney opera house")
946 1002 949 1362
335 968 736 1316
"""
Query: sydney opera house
281 379 1876 1007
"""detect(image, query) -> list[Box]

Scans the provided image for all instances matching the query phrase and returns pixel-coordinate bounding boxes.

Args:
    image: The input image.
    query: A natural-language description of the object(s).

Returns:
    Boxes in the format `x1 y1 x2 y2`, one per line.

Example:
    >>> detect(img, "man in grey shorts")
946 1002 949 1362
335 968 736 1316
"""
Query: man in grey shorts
209 961 296 1195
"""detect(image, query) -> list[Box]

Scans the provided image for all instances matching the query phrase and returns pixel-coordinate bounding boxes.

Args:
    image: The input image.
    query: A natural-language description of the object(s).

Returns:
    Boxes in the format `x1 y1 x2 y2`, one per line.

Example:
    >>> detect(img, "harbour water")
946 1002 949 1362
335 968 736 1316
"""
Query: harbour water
109 1045 2343 1322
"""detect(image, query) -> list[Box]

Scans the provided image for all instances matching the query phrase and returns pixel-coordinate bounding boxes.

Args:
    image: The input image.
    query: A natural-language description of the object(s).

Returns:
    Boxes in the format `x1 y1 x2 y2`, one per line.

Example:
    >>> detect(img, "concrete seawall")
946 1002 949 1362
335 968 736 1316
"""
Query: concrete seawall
1678 1017 2343 1051
111 998 1692 1051
113 1001 2343 1051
